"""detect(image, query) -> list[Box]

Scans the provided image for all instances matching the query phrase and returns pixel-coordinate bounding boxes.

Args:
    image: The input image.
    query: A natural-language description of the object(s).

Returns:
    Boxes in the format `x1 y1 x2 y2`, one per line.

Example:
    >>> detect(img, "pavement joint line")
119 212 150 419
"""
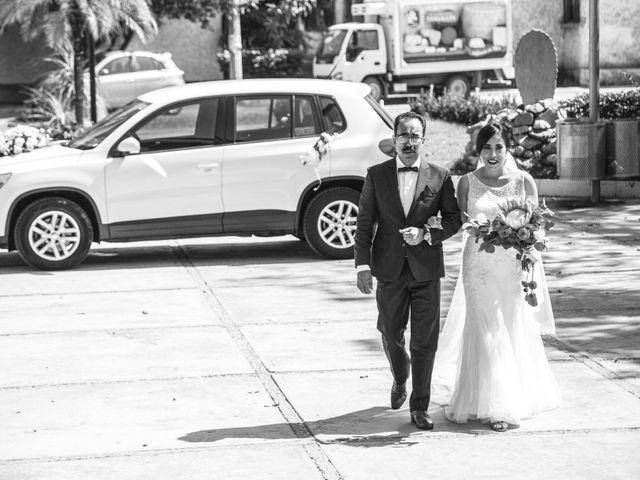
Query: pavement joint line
0 352 582 390
0 438 315 465
0 324 230 337
0 373 259 391
3 425 640 467
550 268 640 276
543 335 640 399
0 286 198 299
314 425 640 444
169 241 345 480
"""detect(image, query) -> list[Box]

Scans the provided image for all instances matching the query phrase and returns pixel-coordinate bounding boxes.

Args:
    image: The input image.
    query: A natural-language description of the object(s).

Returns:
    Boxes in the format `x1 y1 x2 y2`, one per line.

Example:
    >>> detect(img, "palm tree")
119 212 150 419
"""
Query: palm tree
0 0 157 125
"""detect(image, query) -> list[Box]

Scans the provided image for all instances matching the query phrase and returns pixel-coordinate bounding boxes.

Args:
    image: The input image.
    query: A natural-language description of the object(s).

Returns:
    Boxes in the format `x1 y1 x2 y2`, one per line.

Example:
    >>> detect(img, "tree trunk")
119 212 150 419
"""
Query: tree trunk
334 0 347 23
88 32 97 123
228 1 243 79
71 3 85 125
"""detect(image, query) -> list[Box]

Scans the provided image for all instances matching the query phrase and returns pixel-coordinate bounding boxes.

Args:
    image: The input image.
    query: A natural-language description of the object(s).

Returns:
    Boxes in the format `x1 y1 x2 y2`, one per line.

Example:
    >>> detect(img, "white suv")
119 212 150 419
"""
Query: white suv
0 79 393 270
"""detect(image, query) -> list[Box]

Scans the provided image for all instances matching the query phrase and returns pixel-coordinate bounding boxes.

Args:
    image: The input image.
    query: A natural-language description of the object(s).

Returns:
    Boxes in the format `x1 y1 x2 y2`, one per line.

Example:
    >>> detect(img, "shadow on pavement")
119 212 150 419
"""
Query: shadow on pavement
178 406 499 448
0 237 324 274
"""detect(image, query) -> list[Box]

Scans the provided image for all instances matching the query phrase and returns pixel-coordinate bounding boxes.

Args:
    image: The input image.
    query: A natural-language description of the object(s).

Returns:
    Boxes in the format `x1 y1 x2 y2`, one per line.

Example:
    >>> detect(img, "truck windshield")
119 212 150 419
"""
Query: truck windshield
317 29 348 63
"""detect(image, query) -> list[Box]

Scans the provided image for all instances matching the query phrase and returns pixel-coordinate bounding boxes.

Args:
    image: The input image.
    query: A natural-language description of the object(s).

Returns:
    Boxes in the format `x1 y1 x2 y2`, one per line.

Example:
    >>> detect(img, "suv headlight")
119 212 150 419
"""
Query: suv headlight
0 173 12 189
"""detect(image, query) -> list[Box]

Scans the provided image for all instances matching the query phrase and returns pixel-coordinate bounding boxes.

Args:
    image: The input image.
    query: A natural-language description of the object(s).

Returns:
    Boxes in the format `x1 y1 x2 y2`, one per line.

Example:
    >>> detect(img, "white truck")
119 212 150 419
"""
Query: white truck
312 0 515 100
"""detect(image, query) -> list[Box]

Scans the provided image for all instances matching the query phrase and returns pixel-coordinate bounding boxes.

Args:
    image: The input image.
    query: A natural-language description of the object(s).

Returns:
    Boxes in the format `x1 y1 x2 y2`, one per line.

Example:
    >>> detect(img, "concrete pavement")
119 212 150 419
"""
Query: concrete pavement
0 199 639 479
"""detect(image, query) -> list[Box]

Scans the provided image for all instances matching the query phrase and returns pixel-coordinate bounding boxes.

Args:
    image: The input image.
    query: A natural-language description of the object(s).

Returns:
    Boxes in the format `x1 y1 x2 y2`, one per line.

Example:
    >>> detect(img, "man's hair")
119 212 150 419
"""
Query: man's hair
394 111 426 136
475 123 510 153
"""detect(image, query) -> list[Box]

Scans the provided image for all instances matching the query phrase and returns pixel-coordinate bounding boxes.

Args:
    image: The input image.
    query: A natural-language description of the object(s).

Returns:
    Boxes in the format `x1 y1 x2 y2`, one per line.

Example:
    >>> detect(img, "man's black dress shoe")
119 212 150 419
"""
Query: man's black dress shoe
410 411 434 430
390 381 407 410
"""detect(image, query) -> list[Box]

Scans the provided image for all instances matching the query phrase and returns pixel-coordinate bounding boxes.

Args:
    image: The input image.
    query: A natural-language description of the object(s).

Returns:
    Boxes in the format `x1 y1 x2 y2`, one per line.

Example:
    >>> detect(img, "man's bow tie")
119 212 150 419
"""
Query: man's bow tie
398 166 419 173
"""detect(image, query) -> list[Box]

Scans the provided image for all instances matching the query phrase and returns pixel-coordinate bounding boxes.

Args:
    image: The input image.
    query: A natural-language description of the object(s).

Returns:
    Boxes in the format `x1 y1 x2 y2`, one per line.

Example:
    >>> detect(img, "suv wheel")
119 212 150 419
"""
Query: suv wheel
303 187 360 259
14 197 93 270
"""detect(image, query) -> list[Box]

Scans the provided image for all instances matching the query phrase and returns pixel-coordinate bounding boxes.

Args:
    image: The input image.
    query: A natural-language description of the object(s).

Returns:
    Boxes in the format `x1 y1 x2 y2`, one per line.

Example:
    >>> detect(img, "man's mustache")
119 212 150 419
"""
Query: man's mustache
402 145 418 153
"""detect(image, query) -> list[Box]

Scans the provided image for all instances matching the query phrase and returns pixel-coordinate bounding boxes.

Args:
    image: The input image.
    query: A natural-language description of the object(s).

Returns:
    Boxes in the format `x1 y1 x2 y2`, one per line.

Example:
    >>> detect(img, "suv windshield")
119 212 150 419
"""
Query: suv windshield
68 100 149 150
364 95 393 129
317 29 348 63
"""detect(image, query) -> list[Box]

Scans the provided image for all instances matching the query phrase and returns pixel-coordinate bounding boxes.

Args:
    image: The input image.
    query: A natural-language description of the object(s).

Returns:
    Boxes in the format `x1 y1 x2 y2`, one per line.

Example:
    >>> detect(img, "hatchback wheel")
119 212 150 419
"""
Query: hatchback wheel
303 187 360 259
14 198 93 270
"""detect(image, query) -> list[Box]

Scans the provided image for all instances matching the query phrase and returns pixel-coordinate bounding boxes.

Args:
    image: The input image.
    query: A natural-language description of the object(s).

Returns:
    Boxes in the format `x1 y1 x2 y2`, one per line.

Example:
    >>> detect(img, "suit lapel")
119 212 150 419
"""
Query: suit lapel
407 162 431 218
385 160 406 220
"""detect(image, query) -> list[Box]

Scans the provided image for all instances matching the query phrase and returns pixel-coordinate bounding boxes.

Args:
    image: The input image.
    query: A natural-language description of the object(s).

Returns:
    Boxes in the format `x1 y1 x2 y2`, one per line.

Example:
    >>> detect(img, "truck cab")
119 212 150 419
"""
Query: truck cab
313 23 388 100
313 0 515 100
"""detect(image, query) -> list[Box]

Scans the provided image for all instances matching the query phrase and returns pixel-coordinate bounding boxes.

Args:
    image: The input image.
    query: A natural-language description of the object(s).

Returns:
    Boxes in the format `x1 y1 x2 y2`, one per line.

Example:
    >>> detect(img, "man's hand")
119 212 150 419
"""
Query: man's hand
357 270 373 294
399 227 424 246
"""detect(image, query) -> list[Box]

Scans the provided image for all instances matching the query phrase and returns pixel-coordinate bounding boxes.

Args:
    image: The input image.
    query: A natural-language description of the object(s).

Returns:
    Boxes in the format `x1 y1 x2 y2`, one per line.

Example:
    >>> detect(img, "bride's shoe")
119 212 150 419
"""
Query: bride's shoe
490 420 509 432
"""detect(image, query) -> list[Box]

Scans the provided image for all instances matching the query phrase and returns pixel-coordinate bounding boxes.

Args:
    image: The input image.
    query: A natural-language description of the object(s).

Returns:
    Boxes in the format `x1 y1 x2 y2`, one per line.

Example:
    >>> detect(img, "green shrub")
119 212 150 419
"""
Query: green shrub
559 88 640 120
409 91 519 125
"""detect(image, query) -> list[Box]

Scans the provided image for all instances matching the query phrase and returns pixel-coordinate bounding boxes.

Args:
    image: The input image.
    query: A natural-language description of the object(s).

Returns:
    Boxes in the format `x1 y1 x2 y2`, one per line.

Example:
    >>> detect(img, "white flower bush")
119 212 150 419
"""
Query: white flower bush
0 125 50 157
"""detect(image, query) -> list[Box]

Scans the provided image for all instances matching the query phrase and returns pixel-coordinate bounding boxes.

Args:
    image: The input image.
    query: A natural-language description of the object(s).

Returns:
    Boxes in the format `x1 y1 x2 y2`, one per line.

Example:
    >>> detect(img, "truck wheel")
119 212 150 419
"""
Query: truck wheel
14 197 93 270
303 187 360 259
445 75 471 97
363 76 384 101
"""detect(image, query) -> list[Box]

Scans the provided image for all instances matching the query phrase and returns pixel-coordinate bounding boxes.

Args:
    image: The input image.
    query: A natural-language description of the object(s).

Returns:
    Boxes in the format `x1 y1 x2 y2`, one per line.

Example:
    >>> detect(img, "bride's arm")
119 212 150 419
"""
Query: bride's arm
523 172 539 204
456 174 469 221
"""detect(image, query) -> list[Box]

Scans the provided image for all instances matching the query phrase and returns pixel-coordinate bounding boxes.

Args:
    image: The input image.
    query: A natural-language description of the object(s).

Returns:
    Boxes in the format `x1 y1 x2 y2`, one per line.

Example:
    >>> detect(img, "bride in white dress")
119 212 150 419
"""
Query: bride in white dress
433 123 561 432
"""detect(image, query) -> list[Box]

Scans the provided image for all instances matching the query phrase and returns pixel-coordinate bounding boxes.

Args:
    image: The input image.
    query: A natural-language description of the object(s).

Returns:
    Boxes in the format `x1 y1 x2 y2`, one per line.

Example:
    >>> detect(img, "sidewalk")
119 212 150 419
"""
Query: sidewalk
0 199 638 479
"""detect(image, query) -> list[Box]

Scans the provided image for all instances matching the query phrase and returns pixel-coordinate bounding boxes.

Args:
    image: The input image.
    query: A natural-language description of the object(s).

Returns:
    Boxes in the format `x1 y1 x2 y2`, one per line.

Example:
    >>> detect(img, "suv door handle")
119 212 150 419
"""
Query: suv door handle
197 162 220 170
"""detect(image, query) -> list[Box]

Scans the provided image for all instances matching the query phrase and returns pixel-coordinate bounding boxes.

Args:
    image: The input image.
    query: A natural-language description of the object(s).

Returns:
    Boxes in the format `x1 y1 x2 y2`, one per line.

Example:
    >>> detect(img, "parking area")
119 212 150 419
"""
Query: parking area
1 197 640 479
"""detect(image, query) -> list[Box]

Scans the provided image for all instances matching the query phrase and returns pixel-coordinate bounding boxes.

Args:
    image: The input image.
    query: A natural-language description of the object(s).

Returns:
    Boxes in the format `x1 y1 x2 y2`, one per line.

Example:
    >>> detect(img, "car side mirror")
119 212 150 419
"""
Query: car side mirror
99 68 109 76
116 136 141 156
378 138 395 157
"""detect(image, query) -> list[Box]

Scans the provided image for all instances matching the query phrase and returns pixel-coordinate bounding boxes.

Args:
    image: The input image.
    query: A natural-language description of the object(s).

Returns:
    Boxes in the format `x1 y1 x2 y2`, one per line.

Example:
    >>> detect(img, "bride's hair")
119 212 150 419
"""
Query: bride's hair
475 123 511 153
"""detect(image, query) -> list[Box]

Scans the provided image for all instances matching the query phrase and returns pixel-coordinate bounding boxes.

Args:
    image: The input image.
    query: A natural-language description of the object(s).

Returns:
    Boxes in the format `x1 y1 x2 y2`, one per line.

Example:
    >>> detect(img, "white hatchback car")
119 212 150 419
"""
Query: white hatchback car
90 50 185 109
0 78 393 270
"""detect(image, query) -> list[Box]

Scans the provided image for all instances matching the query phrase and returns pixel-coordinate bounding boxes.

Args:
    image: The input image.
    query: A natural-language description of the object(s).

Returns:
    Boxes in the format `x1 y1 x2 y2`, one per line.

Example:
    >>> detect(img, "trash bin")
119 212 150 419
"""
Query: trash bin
605 119 640 178
557 120 606 179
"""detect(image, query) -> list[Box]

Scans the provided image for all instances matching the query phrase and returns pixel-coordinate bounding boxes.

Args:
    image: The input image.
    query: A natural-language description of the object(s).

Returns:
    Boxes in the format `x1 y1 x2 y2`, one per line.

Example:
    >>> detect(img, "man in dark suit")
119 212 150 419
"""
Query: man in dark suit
355 111 462 430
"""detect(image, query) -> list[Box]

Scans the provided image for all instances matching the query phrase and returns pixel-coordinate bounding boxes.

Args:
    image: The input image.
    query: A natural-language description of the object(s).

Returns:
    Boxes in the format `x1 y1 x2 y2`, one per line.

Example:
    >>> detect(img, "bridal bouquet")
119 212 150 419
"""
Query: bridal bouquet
463 198 555 306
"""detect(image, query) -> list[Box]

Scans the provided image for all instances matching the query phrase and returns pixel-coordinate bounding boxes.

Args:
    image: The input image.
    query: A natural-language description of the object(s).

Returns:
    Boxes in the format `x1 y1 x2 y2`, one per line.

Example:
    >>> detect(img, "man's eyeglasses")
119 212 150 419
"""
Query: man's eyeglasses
394 134 424 145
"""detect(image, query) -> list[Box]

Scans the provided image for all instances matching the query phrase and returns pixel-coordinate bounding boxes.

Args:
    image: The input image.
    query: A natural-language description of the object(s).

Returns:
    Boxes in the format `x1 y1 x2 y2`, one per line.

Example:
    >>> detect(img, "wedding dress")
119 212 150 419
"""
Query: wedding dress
432 170 561 425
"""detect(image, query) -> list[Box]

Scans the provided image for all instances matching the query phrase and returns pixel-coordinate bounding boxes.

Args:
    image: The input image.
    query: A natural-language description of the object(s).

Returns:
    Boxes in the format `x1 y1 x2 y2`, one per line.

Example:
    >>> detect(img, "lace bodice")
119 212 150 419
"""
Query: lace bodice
466 171 526 221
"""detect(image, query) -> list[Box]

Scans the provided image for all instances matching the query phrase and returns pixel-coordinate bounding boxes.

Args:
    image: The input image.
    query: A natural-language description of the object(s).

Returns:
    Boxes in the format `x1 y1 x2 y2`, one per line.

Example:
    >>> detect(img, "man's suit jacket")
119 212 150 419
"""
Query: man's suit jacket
354 158 462 282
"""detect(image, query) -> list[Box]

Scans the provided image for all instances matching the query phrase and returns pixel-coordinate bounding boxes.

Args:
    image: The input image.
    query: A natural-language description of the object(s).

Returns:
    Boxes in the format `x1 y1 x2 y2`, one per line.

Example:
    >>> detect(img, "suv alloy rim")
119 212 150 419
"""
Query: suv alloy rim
317 199 358 249
28 211 82 261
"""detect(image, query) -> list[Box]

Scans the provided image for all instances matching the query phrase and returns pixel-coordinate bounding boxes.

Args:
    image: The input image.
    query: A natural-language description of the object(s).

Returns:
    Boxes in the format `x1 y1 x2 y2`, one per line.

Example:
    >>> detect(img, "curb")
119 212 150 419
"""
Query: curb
534 178 640 199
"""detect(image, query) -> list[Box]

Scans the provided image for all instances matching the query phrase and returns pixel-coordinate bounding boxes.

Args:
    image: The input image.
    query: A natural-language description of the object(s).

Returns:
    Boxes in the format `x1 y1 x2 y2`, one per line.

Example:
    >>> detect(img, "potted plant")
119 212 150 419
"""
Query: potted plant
559 88 640 179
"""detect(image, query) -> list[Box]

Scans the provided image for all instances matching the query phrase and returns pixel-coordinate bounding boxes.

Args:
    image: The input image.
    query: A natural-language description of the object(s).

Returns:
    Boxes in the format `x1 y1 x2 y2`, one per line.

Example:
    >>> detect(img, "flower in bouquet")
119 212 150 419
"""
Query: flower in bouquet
463 197 555 306
0 125 50 157
300 132 340 189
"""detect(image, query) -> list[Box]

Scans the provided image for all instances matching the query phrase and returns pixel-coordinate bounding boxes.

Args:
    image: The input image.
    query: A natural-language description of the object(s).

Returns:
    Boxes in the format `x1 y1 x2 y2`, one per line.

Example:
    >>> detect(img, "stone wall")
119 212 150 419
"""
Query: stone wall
0 17 223 103
128 17 224 83
0 26 53 102
459 100 564 178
